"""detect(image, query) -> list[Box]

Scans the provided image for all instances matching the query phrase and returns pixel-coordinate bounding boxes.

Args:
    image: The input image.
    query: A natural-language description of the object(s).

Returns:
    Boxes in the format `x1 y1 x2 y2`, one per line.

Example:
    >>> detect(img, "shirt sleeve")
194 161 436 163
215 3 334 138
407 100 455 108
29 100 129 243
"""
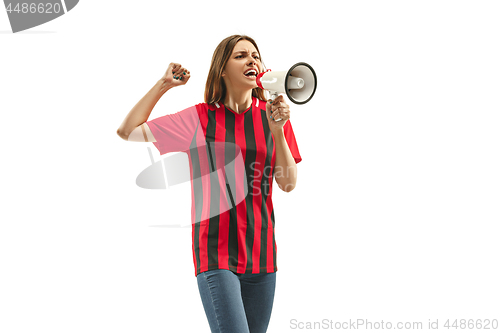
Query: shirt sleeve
283 120 302 164
145 105 200 155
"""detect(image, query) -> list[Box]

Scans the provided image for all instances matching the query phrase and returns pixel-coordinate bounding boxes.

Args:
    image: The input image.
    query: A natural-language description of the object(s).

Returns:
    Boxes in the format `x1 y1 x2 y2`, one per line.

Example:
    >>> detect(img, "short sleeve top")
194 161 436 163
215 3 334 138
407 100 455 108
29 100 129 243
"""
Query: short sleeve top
146 96 301 276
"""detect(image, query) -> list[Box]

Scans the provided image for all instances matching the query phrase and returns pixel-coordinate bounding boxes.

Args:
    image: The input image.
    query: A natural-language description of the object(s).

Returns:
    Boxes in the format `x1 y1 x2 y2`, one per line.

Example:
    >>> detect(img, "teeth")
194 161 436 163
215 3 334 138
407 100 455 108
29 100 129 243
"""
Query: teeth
245 69 257 76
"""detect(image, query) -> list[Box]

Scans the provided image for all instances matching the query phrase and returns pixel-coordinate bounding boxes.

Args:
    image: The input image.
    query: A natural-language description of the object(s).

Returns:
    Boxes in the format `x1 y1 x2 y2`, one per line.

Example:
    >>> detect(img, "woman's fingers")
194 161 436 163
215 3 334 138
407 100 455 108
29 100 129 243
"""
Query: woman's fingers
169 63 181 75
180 68 190 80
165 63 191 83
270 101 289 120
161 63 191 85
173 66 182 78
173 67 189 80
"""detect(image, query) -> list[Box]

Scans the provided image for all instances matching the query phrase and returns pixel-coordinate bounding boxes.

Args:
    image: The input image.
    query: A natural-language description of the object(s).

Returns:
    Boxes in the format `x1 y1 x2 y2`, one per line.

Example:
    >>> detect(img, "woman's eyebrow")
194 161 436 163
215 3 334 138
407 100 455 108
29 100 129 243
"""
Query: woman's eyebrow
233 50 259 55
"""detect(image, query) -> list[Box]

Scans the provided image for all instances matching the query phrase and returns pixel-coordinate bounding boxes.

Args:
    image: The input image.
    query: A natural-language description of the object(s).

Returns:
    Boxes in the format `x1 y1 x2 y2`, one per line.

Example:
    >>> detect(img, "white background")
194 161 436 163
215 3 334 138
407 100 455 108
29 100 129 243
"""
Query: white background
1 0 499 332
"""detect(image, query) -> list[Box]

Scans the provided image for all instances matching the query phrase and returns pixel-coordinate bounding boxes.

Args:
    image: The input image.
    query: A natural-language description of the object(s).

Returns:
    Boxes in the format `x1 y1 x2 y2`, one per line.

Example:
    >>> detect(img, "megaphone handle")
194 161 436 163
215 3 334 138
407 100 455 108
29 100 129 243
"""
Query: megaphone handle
269 91 282 121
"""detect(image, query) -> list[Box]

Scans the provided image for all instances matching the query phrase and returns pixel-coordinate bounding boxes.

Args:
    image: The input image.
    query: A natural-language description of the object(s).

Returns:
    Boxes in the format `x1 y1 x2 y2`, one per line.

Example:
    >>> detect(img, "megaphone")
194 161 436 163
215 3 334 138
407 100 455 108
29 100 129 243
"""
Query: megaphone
256 62 317 105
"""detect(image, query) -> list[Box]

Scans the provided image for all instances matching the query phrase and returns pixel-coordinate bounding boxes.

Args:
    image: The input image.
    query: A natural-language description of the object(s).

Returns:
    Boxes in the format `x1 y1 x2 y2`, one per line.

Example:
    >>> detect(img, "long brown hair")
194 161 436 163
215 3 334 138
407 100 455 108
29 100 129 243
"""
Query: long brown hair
204 35 267 105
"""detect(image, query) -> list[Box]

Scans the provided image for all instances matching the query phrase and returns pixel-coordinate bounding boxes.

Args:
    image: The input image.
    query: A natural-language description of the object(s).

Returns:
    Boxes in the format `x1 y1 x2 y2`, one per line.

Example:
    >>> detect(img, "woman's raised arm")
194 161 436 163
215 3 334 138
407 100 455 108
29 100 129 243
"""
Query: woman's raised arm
116 62 190 141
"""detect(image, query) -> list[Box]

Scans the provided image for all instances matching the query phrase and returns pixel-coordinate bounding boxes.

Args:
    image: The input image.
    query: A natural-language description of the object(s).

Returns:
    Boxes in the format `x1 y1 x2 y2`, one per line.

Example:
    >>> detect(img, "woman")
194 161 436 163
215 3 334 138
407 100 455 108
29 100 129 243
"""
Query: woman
117 35 302 333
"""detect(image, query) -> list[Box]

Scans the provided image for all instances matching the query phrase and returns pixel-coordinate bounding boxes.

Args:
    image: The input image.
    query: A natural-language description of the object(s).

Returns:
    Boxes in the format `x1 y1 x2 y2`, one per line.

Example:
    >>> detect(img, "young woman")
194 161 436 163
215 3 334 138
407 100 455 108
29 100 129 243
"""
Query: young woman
117 35 302 333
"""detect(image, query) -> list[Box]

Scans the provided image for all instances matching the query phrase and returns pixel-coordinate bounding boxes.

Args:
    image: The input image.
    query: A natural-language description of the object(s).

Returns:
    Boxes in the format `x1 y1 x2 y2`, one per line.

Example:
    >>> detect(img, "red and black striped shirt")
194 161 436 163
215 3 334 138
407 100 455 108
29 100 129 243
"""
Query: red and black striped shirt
146 96 302 276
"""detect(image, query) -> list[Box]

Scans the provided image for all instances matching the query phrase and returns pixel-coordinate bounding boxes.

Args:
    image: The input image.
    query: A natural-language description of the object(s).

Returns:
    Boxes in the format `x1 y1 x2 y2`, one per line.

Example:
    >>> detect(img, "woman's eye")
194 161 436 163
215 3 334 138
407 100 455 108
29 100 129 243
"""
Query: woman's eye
235 55 259 59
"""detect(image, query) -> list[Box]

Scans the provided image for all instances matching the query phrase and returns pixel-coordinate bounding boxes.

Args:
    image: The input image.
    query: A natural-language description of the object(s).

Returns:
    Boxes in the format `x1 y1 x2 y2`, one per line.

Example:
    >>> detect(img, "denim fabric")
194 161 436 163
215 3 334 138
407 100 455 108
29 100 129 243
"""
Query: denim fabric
196 269 276 333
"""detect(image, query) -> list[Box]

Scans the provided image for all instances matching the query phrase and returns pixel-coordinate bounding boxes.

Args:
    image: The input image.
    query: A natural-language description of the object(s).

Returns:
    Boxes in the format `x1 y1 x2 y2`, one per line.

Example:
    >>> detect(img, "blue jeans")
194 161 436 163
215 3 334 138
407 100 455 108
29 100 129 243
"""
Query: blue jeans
196 269 277 333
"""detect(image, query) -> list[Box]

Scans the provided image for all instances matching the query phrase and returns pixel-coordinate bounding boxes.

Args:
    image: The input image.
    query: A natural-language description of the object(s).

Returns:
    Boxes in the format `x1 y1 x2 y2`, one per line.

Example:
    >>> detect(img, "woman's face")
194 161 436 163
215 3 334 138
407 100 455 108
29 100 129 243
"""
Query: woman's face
222 40 263 91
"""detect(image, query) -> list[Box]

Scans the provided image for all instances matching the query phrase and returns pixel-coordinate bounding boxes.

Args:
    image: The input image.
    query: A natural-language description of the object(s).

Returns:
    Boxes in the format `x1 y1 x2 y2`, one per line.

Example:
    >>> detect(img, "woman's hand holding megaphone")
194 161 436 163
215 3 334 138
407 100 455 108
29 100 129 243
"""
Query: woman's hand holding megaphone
266 95 290 135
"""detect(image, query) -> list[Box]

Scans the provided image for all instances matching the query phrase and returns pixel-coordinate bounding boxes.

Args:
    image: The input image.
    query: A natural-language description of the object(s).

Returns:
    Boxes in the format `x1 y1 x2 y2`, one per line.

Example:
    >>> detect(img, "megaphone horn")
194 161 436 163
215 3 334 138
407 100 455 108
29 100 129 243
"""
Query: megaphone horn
256 62 317 105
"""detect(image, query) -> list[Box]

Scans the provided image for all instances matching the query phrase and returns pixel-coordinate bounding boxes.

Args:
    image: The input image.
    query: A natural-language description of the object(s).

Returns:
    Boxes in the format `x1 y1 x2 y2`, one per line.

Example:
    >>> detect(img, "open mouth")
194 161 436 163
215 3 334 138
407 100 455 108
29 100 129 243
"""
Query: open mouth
244 69 258 78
